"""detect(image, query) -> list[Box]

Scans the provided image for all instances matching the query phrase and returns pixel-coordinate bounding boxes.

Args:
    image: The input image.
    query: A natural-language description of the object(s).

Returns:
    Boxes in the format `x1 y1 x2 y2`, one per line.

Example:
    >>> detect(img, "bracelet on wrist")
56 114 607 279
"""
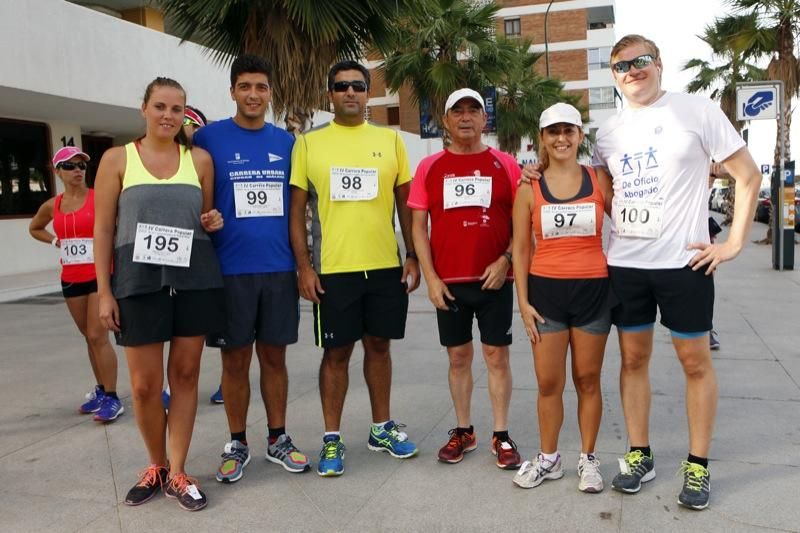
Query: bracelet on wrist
406 251 418 260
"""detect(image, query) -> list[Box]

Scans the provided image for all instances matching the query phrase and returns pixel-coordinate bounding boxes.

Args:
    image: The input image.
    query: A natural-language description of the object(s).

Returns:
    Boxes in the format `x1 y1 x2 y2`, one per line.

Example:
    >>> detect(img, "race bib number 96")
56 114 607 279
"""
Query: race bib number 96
233 181 283 218
132 223 193 268
443 176 492 209
613 198 665 239
60 238 94 265
330 167 378 201
540 203 596 239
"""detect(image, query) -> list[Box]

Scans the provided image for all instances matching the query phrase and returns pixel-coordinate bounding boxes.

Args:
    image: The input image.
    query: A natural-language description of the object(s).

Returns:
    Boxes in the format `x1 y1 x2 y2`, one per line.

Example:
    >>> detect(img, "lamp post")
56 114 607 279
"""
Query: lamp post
544 0 555 77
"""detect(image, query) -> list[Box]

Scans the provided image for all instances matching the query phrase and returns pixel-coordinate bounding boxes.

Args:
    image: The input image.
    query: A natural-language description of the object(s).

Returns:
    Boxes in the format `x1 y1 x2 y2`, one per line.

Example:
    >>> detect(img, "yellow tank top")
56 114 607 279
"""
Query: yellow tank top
123 142 200 190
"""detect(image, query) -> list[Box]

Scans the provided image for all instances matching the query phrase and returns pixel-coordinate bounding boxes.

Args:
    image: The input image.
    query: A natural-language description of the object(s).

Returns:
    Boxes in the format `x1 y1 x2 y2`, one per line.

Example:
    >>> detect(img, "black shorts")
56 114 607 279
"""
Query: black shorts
608 265 714 333
436 281 512 347
61 279 97 298
206 272 299 349
115 287 225 347
313 267 408 348
528 275 613 334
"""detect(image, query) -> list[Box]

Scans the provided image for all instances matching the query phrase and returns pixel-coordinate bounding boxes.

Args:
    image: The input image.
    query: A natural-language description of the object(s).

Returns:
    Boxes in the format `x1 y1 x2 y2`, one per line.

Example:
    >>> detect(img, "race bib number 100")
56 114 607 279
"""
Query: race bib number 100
540 203 596 239
132 223 193 268
443 176 492 209
613 198 665 239
60 238 94 265
330 167 378 201
233 181 283 218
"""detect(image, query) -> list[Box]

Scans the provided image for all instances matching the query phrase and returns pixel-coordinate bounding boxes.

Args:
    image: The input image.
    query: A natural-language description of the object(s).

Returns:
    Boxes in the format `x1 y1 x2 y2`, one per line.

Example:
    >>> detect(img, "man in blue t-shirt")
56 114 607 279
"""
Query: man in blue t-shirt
193 54 310 483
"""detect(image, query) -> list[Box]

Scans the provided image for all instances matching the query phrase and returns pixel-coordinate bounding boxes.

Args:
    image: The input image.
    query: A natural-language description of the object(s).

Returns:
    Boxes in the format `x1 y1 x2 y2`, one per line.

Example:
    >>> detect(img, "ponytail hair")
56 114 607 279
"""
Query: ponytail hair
141 77 191 151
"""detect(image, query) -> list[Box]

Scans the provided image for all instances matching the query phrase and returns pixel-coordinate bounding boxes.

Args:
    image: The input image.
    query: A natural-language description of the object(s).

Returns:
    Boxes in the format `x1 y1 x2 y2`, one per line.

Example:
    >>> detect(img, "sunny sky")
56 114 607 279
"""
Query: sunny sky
614 0 792 177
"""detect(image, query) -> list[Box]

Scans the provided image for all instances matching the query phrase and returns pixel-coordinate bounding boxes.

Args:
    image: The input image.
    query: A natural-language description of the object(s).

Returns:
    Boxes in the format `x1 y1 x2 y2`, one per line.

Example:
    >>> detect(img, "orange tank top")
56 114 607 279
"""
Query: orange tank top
530 165 607 279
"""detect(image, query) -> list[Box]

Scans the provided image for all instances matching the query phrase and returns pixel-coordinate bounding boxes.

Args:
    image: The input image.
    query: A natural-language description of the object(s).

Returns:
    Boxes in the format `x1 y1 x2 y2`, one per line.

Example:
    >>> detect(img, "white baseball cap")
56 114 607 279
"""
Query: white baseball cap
540 103 582 129
444 88 485 113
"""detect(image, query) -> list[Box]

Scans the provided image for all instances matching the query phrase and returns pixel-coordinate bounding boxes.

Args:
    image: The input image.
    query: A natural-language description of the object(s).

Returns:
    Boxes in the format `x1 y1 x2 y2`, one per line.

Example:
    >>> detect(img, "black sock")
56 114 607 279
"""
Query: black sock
105 391 119 400
687 454 708 468
97 385 106 393
231 431 247 445
493 430 510 442
630 445 651 457
268 426 285 442
456 425 474 435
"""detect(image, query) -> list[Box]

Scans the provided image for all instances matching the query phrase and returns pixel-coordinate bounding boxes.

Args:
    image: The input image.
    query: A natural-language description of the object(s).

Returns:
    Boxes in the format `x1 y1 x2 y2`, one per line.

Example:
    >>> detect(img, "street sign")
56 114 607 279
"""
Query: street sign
736 82 781 121
761 164 771 174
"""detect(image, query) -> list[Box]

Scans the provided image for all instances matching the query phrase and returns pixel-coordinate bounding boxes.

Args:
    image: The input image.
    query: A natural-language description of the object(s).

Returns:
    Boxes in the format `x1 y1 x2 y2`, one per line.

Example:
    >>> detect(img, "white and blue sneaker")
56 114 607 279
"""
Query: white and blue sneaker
367 421 418 458
94 395 124 422
317 435 345 477
79 386 105 414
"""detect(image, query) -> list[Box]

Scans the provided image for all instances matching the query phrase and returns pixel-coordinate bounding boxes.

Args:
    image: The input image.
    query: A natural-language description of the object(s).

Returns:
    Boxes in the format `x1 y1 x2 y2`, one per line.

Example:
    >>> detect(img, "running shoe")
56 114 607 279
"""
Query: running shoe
709 330 720 350
577 454 604 493
490 436 522 469
165 472 207 511
317 435 345 477
210 385 224 404
215 440 251 483
79 386 104 414
367 421 418 458
124 464 168 506
611 450 655 493
266 434 311 473
437 428 477 464
513 453 564 488
677 461 711 510
93 395 124 422
161 390 170 410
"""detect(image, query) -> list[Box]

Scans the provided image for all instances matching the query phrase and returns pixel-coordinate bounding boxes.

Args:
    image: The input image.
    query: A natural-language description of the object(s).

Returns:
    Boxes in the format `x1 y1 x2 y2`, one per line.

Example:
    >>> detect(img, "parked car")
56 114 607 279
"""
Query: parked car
710 186 730 212
755 187 771 223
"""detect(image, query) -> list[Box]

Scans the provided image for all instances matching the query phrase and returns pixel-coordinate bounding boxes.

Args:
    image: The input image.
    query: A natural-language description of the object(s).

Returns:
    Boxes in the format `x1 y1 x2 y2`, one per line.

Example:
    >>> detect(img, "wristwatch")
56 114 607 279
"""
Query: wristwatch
406 251 418 260
502 251 512 263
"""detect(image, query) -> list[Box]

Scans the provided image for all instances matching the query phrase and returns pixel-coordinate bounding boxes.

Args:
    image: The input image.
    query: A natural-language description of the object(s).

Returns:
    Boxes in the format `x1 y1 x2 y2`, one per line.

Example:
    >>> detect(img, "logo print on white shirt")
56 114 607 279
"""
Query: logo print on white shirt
268 153 283 163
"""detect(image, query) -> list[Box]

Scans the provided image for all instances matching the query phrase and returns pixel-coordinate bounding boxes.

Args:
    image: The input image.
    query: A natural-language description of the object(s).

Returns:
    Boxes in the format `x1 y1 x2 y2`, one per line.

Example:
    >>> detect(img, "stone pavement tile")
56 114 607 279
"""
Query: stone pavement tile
715 359 800 401
0 489 116 533
0 406 94 459
780 358 800 386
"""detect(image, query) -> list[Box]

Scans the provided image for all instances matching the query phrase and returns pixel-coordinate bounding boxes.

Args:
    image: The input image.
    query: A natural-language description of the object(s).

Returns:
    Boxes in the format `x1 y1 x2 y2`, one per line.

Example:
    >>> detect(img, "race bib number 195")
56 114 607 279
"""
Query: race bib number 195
330 167 378 201
132 223 193 268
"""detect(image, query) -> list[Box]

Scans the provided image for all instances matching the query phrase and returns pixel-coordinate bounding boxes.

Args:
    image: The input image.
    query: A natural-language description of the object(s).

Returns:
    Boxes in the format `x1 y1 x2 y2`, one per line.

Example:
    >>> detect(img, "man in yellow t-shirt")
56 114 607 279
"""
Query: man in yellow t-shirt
289 60 421 477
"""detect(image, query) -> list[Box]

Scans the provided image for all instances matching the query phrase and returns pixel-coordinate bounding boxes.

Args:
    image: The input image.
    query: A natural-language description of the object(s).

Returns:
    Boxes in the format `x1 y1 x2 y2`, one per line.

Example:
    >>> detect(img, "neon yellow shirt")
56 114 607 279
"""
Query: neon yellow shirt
290 121 411 274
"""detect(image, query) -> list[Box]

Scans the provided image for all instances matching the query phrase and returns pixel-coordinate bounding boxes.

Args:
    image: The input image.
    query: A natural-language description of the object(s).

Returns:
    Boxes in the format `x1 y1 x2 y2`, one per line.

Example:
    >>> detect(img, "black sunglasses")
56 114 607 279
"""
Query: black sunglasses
612 54 655 74
332 80 368 93
59 161 87 171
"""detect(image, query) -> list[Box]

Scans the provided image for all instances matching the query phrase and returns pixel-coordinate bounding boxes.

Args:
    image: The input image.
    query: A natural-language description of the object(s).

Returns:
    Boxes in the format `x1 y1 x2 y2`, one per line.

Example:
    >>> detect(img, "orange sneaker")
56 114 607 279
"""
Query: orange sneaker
437 428 478 463
491 436 522 469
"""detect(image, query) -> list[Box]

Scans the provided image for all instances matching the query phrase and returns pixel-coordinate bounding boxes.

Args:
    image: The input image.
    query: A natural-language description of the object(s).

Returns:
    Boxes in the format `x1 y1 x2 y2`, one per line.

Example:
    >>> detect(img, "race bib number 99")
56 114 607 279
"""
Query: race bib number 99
233 181 284 218
540 203 596 239
60 238 94 265
613 198 665 239
330 167 378 201
132 223 194 268
443 176 492 209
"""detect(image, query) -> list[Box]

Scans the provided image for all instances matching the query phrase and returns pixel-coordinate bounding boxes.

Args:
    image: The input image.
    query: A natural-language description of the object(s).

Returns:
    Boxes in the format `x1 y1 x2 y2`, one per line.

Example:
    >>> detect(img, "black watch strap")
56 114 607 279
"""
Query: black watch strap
502 251 512 263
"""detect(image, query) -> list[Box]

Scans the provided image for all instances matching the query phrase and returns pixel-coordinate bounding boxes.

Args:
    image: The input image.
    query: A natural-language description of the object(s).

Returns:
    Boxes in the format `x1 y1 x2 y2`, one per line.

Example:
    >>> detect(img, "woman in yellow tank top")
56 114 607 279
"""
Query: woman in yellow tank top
94 77 223 512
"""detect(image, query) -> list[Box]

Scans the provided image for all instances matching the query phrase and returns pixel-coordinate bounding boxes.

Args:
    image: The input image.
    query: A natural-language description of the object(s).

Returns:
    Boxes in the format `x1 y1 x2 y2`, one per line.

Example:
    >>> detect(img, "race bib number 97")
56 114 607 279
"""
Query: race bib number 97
60 238 94 265
132 223 193 268
443 176 492 209
540 203 596 239
613 198 665 239
330 167 378 201
233 181 283 218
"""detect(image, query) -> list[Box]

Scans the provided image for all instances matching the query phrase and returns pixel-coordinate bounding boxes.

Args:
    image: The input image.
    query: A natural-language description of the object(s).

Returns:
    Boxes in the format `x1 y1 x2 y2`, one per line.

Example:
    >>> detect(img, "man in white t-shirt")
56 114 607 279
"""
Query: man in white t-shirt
592 34 760 511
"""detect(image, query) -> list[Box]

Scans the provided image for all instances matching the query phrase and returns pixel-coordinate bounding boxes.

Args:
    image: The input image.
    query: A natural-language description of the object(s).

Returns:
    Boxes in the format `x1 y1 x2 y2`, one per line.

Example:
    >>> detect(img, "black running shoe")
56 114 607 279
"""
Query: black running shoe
164 472 208 511
677 461 711 510
611 450 655 493
124 465 168 506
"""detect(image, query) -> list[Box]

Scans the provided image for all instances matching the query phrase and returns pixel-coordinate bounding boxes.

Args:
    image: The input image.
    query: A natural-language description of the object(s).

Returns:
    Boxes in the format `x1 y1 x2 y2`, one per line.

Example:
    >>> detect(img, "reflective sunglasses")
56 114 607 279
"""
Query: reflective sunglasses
332 80 368 93
183 116 201 127
58 161 87 171
612 54 655 74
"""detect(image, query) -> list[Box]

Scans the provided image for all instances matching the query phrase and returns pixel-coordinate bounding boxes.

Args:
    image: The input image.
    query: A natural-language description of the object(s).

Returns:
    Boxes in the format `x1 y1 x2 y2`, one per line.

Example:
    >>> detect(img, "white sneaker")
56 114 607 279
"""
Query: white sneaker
513 452 563 489
577 454 604 493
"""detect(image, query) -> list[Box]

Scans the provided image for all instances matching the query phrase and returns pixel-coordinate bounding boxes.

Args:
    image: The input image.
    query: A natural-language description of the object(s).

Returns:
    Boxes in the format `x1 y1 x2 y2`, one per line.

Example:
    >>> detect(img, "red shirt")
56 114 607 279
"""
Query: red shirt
408 148 519 283
54 189 96 283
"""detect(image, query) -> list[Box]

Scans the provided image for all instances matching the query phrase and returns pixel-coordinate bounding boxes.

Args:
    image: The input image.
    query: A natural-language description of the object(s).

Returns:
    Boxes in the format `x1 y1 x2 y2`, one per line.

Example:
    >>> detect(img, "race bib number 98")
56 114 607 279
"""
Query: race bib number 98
60 238 94 265
330 167 378 201
540 203 596 239
443 176 492 209
233 181 283 218
132 223 193 268
613 198 665 239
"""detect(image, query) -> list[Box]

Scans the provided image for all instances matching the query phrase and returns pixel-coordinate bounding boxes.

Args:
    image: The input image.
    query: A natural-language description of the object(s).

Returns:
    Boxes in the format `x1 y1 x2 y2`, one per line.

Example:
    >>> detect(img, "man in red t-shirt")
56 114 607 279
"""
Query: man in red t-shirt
409 88 522 470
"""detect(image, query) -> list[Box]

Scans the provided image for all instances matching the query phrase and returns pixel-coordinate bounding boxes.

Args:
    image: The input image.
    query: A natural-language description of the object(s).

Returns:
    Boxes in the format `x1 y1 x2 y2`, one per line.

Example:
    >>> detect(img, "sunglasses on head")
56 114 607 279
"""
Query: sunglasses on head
612 54 655 74
332 80 368 93
183 117 201 127
59 161 87 171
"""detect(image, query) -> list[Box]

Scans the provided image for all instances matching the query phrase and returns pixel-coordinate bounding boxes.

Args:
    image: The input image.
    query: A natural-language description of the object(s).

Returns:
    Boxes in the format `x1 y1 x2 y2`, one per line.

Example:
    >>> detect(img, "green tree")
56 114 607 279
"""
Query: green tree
157 0 412 133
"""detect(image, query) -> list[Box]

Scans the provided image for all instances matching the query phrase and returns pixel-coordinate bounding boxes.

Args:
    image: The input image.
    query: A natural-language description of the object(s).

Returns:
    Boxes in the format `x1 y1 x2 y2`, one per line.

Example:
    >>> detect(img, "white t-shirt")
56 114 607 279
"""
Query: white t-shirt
592 92 745 269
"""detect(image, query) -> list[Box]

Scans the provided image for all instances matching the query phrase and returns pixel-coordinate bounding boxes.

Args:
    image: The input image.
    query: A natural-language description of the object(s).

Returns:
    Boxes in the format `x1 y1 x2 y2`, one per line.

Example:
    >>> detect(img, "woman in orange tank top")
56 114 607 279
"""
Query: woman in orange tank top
511 103 614 492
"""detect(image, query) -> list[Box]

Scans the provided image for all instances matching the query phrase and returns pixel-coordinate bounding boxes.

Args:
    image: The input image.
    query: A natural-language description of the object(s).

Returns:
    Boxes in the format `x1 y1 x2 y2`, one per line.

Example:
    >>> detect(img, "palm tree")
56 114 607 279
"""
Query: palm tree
157 0 413 133
381 0 514 136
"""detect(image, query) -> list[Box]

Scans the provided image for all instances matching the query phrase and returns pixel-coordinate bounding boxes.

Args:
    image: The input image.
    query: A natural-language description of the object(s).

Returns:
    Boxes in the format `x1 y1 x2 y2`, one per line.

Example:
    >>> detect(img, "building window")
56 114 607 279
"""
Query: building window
387 106 400 126
0 118 53 219
587 47 612 71
504 18 521 37
589 87 616 110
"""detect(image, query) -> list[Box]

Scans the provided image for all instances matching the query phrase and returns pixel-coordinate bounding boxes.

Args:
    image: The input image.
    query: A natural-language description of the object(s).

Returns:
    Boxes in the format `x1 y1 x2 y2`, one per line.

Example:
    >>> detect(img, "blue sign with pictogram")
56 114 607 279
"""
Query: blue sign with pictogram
736 83 780 121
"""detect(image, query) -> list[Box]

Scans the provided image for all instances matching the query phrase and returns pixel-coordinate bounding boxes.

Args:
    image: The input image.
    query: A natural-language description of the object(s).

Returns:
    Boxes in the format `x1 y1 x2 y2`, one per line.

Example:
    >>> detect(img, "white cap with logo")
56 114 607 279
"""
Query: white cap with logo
444 88 485 113
540 102 582 129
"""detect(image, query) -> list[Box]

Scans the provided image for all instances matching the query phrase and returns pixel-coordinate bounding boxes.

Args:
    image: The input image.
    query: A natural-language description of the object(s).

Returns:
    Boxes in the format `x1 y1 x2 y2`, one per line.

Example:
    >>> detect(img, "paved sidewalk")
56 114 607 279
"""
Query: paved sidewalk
0 221 798 532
